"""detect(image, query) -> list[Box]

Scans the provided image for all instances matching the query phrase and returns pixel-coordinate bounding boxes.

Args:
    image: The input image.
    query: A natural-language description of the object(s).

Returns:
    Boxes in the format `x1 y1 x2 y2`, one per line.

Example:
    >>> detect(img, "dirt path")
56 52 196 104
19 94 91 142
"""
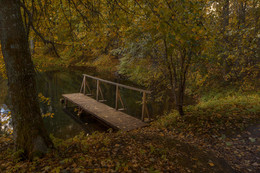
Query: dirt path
128 131 237 173
152 123 260 173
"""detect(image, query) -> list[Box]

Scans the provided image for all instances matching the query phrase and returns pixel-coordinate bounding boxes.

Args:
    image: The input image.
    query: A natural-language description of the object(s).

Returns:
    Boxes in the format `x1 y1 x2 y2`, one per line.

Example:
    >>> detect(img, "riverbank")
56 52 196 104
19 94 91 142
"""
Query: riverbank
0 92 259 172
32 51 118 75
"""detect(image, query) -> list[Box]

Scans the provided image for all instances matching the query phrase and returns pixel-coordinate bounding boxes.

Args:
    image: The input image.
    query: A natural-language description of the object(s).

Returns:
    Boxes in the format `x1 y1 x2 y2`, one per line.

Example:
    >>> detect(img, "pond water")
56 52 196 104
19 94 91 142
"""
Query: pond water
0 68 165 139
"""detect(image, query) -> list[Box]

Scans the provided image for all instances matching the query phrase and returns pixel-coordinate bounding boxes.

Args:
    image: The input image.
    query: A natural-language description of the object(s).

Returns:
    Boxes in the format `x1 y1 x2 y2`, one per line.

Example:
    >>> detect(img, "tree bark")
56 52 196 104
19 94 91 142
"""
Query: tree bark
221 0 230 77
238 2 246 28
0 0 52 159
222 0 229 33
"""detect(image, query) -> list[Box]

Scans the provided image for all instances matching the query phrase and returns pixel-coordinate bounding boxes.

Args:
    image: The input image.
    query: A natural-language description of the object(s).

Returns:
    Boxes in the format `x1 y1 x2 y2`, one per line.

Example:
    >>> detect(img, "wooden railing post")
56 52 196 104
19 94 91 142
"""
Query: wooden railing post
98 86 105 101
83 76 86 95
141 92 146 121
80 76 85 93
96 80 99 101
115 85 119 110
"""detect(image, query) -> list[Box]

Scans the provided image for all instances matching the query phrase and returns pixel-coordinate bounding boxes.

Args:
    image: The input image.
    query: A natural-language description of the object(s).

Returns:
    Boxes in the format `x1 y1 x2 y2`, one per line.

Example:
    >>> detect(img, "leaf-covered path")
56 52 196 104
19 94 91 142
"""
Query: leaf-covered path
1 122 259 172
1 128 237 173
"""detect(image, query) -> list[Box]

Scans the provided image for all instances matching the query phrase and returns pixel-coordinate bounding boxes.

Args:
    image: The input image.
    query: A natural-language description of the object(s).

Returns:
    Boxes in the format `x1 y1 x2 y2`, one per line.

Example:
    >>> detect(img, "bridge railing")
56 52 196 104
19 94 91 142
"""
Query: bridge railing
80 74 151 121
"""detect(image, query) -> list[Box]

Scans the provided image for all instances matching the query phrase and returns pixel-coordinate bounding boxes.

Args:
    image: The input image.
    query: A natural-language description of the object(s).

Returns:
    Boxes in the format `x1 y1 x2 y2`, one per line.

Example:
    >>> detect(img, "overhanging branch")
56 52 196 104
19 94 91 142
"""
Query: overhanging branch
19 1 60 58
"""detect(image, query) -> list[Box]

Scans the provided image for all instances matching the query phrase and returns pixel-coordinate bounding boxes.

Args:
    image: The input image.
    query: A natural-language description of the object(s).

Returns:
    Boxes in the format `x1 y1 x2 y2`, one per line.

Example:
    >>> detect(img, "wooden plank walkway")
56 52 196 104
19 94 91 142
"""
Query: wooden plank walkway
62 93 148 131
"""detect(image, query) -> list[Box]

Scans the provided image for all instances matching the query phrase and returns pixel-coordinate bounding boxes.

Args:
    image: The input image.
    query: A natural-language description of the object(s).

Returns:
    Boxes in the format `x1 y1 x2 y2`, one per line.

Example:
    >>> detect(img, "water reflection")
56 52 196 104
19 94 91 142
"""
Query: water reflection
36 70 108 139
0 104 12 133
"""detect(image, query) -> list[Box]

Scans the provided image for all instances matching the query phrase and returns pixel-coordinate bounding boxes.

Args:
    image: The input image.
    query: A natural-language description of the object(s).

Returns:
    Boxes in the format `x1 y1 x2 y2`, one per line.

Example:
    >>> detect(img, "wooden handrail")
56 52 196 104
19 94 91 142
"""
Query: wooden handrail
83 74 151 94
81 74 151 121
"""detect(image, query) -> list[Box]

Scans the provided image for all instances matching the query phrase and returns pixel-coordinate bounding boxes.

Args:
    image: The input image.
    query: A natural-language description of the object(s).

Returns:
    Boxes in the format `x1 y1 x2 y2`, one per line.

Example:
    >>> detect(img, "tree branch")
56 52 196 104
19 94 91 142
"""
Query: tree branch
19 1 60 58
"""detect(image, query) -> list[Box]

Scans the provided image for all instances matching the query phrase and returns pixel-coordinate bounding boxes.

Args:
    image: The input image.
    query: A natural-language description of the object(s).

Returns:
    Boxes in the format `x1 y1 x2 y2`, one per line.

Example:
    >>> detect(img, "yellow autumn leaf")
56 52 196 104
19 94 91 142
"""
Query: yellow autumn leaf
208 162 214 167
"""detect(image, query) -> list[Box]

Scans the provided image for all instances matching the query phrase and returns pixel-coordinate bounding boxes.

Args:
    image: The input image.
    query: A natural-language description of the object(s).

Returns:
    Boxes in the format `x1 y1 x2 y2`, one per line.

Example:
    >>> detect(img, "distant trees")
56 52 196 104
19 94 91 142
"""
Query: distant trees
211 0 259 88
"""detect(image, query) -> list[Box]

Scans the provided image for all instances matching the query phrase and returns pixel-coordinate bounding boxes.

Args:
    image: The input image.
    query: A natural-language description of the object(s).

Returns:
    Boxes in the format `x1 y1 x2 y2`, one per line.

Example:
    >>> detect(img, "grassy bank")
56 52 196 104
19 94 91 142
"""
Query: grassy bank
155 92 260 136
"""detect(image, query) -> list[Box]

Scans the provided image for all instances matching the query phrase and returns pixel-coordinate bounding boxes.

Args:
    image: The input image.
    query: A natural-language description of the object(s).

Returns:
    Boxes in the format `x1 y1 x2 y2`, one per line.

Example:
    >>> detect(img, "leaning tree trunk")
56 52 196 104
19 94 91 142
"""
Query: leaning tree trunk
0 0 52 159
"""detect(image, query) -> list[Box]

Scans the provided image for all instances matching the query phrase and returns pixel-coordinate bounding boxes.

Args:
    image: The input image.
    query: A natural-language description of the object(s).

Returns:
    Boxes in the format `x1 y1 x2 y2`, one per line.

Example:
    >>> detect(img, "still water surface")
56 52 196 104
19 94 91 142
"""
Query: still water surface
0 69 164 139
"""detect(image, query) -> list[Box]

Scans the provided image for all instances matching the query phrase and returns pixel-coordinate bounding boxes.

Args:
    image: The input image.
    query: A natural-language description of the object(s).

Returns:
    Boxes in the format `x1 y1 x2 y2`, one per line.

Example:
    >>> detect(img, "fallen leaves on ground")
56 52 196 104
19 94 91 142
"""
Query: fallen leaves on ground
0 94 259 172
0 129 235 173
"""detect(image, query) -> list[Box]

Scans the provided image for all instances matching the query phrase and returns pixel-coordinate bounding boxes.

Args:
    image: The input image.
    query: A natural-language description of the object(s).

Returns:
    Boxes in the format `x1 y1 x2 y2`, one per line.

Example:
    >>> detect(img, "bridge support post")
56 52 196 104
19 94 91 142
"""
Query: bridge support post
64 99 68 108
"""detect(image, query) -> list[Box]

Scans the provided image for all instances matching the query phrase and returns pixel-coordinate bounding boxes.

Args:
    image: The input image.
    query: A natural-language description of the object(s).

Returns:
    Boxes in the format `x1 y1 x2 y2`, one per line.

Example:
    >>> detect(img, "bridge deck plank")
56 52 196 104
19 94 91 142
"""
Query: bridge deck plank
62 93 148 131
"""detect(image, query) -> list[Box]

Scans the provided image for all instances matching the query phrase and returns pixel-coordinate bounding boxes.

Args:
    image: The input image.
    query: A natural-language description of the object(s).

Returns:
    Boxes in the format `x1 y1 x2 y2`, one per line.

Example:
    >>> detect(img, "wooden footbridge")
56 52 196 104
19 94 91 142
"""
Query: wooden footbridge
62 74 151 131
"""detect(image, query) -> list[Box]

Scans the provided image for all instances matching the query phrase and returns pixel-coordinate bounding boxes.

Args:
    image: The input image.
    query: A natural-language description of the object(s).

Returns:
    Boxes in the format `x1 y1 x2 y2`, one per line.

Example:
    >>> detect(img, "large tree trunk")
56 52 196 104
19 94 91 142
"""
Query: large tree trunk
0 0 52 159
